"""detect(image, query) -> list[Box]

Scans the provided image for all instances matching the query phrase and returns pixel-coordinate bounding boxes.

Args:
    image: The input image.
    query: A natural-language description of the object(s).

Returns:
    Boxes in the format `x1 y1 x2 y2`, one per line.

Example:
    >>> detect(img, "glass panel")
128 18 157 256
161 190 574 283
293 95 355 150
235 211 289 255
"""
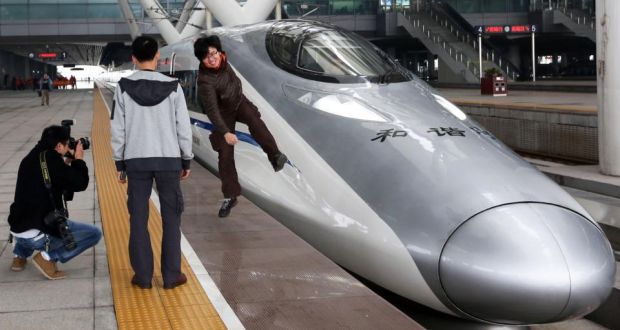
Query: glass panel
508 0 529 11
483 0 506 12
88 4 121 18
298 31 392 76
0 5 28 20
331 0 355 14
267 21 412 83
166 1 185 17
356 0 376 14
268 34 297 66
174 71 199 112
316 0 329 15
454 0 482 13
130 4 144 19
29 4 59 19
58 4 87 18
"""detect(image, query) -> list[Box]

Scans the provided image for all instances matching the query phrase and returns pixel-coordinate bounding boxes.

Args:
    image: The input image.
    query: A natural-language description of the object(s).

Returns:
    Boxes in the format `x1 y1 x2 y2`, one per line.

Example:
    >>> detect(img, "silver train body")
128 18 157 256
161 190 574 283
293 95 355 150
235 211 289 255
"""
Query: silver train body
151 20 615 324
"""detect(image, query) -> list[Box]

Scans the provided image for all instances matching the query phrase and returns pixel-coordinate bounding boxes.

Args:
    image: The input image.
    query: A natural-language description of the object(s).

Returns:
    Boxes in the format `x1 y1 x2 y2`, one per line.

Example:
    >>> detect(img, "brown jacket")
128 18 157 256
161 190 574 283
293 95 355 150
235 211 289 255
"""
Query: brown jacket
197 55 243 134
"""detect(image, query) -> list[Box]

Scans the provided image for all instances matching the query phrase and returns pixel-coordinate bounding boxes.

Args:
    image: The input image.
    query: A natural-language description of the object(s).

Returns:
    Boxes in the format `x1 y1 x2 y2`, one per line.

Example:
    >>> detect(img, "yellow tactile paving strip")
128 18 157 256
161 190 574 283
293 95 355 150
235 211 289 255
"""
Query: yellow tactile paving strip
92 87 226 330
449 97 597 114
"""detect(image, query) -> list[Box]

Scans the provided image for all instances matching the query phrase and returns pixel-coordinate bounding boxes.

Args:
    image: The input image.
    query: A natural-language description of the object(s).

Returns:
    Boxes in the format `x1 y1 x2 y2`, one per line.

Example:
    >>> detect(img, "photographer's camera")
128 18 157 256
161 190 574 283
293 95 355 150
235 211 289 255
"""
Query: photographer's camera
61 119 90 151
43 209 77 251
68 137 90 150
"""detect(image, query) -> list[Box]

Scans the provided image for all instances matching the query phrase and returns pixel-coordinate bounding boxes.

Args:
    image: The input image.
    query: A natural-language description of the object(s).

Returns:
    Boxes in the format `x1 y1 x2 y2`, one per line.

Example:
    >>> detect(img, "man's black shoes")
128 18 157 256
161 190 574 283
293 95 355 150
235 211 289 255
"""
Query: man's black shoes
218 197 238 218
163 273 187 290
271 153 288 172
131 275 152 289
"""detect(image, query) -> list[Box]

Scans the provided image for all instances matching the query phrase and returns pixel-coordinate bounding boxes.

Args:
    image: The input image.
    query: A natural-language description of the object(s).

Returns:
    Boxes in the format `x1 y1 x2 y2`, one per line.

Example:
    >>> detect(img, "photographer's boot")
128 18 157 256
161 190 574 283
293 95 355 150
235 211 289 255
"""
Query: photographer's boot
11 257 27 272
33 252 65 280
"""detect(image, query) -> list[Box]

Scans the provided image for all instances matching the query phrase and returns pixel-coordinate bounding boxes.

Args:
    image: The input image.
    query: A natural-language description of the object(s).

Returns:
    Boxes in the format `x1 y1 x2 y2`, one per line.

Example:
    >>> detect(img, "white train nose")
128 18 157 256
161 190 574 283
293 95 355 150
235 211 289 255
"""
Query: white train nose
439 203 615 325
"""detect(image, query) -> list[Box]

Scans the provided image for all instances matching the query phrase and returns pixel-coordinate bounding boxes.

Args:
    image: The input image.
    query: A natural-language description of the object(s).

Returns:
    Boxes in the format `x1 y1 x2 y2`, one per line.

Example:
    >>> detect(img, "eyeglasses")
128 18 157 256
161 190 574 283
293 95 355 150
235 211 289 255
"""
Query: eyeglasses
206 51 220 59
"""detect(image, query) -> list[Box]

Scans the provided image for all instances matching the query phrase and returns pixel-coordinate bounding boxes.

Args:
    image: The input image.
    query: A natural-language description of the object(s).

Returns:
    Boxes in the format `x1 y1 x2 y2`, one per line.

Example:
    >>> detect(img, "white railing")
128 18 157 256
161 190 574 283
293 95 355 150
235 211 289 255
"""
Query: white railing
405 8 520 80
405 13 518 80
408 15 479 78
553 4 595 30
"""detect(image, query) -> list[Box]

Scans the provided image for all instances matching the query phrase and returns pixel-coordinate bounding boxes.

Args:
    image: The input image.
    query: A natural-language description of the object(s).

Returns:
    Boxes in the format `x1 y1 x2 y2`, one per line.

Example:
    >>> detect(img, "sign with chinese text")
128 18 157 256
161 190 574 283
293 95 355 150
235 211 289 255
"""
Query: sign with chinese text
475 25 537 34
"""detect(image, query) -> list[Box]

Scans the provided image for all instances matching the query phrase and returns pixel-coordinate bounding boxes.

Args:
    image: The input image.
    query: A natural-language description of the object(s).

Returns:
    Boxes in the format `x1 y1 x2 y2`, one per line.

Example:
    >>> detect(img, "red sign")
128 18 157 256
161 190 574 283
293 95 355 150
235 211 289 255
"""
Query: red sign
484 26 504 33
510 25 531 33
38 53 58 59
478 25 536 34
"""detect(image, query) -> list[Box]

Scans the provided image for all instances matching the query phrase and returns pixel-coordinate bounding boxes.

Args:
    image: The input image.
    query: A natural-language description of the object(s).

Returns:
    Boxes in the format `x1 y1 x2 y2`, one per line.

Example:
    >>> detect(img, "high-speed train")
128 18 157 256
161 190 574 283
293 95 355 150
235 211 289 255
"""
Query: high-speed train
117 20 615 324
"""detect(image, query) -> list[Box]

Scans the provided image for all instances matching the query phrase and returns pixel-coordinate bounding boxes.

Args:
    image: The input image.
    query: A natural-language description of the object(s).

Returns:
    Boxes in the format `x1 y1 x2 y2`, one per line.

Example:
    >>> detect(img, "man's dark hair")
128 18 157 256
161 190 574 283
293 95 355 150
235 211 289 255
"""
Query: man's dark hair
132 36 159 62
194 36 222 61
40 125 70 150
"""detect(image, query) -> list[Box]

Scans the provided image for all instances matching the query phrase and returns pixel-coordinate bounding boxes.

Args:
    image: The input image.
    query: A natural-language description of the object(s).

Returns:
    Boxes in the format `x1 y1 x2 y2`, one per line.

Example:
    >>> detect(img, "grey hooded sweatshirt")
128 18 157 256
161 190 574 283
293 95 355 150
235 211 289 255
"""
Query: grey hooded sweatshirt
111 70 193 172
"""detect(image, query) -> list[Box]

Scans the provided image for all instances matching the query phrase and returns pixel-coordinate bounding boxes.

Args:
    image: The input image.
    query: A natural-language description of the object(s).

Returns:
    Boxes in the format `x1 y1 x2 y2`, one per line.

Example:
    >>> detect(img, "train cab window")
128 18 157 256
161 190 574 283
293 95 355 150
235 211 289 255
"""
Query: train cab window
266 21 412 84
269 34 297 67
298 32 388 77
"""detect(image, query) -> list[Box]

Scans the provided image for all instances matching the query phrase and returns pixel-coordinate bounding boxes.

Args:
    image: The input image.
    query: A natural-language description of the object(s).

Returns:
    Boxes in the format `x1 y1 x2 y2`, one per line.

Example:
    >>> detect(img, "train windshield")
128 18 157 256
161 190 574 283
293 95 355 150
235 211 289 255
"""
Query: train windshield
299 31 391 76
267 21 411 84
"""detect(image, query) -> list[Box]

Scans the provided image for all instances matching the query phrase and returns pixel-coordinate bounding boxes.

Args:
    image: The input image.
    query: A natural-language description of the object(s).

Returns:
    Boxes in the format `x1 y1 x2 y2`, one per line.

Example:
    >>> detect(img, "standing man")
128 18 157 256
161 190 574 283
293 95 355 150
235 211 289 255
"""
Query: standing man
111 36 193 290
194 36 288 218
39 73 52 106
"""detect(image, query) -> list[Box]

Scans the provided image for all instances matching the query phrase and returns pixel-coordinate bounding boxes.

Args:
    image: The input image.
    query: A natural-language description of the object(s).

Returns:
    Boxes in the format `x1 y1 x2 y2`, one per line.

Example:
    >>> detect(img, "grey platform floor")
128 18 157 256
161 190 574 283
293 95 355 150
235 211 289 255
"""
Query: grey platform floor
0 90 115 330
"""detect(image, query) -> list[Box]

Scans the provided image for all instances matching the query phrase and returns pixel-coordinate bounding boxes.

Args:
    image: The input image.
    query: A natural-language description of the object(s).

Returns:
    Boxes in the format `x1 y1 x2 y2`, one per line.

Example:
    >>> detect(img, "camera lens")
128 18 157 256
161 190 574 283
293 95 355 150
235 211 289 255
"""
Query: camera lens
80 137 90 150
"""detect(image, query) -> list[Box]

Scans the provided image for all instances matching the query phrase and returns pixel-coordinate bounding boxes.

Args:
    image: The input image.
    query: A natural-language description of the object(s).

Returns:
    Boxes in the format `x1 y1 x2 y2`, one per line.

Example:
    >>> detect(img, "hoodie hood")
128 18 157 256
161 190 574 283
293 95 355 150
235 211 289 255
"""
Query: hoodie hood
118 78 179 107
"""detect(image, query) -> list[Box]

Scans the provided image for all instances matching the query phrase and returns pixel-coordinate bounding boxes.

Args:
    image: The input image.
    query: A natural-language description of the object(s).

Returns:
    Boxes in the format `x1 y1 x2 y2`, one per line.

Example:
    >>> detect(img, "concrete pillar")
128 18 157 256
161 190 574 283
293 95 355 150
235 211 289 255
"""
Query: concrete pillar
139 0 181 44
176 0 196 32
597 0 620 175
118 0 142 39
180 1 206 39
200 0 278 26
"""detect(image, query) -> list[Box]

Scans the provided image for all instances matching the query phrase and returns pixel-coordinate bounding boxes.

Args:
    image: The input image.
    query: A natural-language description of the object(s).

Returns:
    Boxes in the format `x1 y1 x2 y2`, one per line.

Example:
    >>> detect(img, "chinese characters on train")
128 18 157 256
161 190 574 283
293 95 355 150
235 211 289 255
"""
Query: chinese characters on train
371 129 408 142
371 127 496 142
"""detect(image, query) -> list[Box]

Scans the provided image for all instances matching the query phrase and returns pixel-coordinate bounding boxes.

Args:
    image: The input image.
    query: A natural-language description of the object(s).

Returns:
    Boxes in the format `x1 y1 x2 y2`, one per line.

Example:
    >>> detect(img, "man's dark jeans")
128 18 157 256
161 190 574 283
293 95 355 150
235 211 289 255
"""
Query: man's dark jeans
127 170 184 285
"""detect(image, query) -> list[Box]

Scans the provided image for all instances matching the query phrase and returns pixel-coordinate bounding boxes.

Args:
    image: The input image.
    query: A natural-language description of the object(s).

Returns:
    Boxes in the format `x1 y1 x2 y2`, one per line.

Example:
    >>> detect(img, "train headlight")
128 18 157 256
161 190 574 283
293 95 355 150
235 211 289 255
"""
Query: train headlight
433 94 467 120
283 84 386 122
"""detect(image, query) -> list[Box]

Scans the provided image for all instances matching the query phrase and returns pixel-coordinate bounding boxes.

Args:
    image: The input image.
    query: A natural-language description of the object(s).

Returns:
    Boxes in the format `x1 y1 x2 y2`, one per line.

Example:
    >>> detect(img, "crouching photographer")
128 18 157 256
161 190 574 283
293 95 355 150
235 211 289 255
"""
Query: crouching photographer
7 124 101 280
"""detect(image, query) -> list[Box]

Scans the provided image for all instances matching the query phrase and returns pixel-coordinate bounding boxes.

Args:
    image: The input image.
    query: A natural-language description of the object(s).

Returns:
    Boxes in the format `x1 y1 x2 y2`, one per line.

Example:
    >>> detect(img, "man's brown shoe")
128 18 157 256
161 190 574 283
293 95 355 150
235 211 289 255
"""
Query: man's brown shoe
164 273 187 289
11 257 27 272
32 252 65 280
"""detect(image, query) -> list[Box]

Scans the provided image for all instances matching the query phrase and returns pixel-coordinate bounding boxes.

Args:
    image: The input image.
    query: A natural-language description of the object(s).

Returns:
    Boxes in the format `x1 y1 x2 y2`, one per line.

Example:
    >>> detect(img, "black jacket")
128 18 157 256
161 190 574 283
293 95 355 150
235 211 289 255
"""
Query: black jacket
8 144 89 234
197 54 244 134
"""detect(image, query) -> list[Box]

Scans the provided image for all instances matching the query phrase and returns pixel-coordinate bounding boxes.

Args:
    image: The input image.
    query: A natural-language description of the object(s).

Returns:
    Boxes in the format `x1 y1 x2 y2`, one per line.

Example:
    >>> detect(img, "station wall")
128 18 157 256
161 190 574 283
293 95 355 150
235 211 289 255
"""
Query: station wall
0 49 56 90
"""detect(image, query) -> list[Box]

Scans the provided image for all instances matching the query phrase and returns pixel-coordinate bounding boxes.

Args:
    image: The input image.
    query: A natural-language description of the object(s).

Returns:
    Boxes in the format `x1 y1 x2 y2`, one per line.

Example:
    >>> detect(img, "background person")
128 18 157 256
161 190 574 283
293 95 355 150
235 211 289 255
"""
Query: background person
111 36 193 290
39 73 52 106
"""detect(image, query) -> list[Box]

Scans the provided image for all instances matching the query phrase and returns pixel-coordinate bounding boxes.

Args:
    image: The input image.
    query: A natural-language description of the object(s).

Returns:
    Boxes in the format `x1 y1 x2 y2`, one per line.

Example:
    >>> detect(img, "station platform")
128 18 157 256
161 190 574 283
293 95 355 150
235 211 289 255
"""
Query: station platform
0 89 420 329
438 88 596 113
0 88 617 330
439 87 599 164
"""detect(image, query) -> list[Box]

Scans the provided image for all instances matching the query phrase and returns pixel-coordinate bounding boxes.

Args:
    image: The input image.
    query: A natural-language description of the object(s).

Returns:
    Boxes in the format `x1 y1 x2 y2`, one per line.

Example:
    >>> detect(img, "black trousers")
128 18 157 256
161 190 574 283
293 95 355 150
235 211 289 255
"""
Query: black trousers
127 170 184 285
209 97 280 198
